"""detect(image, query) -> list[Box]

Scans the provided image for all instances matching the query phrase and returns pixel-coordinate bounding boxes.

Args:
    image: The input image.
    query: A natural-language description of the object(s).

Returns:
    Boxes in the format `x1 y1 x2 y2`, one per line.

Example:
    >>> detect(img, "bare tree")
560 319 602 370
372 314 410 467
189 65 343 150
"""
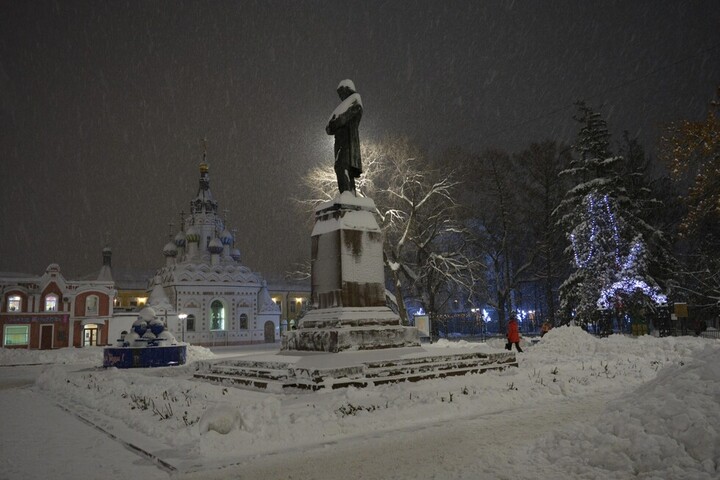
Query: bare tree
661 87 720 312
299 135 482 326
459 148 537 332
516 141 572 326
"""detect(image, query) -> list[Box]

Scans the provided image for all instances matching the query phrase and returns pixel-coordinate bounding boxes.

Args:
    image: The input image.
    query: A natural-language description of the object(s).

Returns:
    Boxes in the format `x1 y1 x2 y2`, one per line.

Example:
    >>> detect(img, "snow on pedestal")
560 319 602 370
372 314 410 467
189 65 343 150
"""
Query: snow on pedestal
283 192 420 352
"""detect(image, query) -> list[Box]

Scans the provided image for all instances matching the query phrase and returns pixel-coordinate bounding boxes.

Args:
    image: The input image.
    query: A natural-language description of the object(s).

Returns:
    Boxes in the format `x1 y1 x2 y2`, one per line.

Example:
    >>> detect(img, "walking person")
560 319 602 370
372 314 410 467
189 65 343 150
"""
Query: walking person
506 312 523 352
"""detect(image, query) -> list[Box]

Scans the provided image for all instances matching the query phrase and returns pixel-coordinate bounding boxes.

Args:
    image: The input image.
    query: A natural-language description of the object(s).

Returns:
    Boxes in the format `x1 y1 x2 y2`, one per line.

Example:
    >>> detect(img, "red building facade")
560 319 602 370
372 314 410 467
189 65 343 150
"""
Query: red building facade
0 264 115 349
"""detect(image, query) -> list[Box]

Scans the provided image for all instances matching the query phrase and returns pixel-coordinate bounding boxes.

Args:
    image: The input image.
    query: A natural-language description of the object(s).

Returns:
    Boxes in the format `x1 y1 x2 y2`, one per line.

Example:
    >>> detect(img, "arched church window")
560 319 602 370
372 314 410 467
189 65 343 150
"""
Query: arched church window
45 294 59 312
210 300 225 330
239 313 248 330
186 314 196 332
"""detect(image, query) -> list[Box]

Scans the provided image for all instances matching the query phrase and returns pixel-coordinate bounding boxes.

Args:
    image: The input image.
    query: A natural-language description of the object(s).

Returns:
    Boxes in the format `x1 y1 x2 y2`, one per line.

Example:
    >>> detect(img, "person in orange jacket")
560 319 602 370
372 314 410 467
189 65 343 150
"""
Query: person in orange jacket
506 312 523 352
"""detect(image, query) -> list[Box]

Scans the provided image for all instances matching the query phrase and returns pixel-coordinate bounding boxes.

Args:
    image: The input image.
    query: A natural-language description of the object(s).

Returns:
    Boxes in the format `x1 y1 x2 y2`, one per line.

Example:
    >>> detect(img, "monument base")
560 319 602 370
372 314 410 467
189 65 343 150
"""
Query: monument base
282 307 420 352
194 346 518 391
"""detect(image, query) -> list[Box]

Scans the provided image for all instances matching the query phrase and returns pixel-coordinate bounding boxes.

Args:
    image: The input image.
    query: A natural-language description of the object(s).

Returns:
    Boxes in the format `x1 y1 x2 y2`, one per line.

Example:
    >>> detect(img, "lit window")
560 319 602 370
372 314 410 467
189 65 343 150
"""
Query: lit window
186 314 196 332
45 294 58 312
210 300 225 330
86 295 99 316
7 295 21 312
239 313 248 330
4 325 29 346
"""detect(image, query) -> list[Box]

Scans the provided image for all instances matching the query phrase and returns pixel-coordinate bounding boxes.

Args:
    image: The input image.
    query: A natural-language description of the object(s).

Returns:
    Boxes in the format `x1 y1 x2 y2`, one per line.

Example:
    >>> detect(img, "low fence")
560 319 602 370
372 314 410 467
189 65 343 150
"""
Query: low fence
426 311 718 340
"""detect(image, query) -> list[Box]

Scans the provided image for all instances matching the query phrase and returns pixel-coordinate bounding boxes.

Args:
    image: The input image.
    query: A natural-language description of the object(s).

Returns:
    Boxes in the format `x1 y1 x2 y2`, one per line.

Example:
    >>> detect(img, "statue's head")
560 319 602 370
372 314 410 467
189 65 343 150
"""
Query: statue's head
337 79 356 100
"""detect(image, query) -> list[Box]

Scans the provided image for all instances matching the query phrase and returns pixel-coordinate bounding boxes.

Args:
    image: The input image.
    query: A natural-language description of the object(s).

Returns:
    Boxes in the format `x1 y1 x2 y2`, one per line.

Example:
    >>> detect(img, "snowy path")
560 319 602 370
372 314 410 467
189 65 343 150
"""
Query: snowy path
182 393 614 480
0 387 170 480
0 379 612 480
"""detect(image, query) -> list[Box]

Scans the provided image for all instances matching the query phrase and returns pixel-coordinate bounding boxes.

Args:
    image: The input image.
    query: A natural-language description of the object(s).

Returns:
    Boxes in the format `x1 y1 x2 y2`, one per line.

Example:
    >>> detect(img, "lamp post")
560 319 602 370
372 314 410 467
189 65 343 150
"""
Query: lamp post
178 313 187 342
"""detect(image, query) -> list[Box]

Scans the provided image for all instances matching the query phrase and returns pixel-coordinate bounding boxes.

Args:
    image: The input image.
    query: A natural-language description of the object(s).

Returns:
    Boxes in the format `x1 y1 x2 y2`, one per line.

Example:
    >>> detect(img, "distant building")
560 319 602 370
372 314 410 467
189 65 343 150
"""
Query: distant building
112 268 157 312
0 257 116 349
267 276 311 331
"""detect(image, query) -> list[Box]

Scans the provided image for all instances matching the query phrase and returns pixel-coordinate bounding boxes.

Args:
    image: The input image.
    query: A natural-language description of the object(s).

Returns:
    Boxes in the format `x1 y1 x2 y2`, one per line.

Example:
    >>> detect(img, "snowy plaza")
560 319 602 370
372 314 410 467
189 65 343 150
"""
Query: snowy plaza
1 326 718 479
2 2 720 479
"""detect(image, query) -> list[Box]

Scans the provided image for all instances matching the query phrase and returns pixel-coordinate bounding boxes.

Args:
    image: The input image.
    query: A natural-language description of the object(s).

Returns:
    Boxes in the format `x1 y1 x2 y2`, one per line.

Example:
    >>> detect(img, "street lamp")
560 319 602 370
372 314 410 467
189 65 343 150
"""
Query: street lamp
178 313 187 342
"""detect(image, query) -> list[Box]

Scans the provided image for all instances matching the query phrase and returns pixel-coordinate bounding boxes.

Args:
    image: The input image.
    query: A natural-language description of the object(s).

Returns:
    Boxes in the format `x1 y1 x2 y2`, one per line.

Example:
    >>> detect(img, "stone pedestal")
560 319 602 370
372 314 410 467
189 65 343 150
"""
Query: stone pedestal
283 192 419 352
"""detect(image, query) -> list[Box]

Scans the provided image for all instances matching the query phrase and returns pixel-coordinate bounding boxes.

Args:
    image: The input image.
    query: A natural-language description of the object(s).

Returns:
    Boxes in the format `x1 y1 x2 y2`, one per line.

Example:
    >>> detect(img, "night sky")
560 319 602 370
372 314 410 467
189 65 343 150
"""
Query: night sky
1 1 719 280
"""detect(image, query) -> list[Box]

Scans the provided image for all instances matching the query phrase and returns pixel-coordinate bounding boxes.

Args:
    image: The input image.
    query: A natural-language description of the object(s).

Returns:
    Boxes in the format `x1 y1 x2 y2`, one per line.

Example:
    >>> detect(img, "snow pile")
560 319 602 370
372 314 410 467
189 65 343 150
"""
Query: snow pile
185 344 216 363
529 345 720 479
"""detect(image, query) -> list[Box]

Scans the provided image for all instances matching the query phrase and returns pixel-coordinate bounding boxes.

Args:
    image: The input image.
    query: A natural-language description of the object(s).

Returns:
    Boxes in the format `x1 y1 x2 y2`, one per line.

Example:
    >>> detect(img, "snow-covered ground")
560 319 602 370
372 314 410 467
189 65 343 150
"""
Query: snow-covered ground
0 326 718 480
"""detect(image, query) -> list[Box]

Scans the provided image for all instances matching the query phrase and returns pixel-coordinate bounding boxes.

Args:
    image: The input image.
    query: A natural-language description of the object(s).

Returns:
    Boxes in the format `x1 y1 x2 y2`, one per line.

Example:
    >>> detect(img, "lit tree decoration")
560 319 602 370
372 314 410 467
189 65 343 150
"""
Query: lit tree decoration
598 278 667 309
570 193 667 318
570 194 622 268
558 102 671 326
597 237 667 309
570 194 667 311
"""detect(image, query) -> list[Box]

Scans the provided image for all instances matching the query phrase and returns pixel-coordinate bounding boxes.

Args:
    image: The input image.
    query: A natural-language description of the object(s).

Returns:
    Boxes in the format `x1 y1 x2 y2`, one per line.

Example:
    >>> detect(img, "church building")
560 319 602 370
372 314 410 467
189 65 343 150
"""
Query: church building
147 154 281 346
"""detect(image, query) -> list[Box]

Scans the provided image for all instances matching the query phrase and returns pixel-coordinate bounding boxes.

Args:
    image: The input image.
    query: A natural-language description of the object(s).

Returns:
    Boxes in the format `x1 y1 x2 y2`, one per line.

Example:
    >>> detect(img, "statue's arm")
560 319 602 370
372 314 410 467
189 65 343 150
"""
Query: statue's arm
327 103 362 133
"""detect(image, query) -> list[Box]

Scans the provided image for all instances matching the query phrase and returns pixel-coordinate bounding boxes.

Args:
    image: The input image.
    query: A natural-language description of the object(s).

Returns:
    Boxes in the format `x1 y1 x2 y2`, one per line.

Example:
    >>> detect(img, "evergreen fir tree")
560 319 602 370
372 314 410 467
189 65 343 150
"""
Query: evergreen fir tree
556 103 667 328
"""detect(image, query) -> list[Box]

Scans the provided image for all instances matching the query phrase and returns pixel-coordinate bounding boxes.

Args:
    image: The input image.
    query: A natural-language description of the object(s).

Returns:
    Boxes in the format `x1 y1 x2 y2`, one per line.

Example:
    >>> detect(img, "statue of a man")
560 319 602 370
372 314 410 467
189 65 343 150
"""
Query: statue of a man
326 79 363 195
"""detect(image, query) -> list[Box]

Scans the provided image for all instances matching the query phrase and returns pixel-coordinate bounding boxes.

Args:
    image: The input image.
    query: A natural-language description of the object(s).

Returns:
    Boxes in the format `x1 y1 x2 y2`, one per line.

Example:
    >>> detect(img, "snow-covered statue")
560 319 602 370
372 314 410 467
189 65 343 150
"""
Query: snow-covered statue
326 79 363 195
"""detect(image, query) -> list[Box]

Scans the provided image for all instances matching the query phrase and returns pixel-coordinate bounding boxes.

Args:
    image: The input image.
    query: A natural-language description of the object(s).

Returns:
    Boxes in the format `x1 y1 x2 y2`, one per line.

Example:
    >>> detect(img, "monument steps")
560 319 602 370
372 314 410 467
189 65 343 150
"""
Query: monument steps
192 350 517 392
193 372 284 392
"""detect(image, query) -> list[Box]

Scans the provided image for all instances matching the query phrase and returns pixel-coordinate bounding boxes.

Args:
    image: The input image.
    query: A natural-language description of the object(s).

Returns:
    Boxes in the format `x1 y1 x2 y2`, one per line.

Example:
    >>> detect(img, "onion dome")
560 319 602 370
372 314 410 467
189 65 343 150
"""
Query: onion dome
185 226 200 243
208 237 223 254
220 229 234 246
231 248 241 261
163 241 178 257
174 230 187 247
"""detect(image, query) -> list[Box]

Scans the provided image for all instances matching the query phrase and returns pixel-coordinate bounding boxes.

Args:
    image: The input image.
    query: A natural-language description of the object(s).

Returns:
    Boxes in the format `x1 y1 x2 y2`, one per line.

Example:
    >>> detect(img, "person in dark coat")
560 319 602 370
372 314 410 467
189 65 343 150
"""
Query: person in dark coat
506 312 523 352
326 79 363 195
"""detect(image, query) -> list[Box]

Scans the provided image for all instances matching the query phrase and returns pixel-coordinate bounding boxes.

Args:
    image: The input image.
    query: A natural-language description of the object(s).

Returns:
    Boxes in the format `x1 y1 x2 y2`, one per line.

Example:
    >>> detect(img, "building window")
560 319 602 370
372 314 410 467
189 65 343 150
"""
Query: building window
4 325 29 346
7 295 21 312
239 313 248 330
290 302 296 314
210 300 225 330
45 294 59 312
186 314 196 332
86 295 99 316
